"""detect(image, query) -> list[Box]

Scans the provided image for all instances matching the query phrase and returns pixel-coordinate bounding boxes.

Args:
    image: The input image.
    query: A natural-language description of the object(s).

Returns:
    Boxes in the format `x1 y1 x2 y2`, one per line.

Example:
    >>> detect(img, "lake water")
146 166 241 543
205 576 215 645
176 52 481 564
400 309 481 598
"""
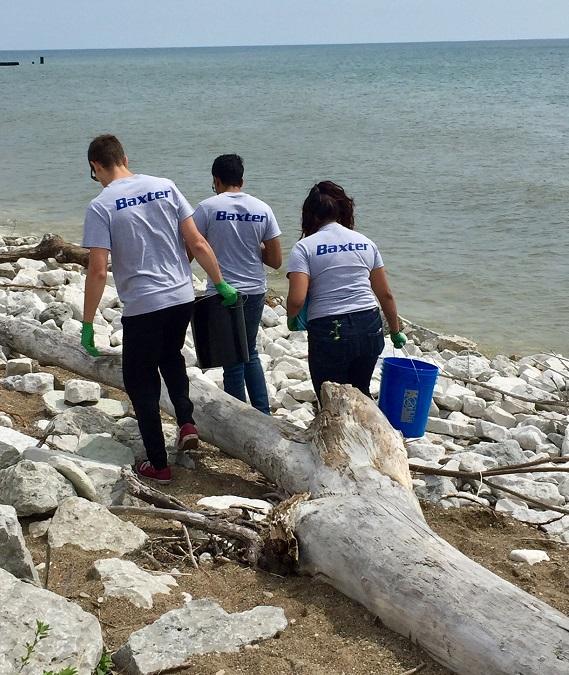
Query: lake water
1 41 568 355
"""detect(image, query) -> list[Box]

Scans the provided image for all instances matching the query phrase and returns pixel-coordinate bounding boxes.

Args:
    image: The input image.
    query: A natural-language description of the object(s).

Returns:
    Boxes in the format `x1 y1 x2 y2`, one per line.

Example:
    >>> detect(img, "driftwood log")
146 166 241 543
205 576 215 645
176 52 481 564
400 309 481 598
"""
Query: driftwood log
1 316 568 675
0 233 90 267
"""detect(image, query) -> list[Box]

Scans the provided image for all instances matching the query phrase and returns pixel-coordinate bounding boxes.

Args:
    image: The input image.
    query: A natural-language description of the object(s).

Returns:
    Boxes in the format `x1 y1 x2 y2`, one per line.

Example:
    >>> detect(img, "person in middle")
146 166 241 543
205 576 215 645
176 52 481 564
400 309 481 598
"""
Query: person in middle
286 181 406 404
192 154 282 414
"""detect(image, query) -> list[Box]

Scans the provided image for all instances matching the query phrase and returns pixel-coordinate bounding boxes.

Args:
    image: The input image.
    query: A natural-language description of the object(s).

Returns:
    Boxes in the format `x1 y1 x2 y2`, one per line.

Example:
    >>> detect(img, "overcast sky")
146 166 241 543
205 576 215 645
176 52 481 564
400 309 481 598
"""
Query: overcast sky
2 0 569 51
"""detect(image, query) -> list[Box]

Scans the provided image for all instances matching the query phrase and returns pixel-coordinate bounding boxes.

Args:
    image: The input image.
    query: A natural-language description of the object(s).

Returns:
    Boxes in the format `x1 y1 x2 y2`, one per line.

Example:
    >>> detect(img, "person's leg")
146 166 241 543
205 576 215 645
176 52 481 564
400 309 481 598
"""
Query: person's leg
223 362 247 403
122 310 168 470
307 315 353 404
348 309 384 398
158 301 195 427
242 293 270 414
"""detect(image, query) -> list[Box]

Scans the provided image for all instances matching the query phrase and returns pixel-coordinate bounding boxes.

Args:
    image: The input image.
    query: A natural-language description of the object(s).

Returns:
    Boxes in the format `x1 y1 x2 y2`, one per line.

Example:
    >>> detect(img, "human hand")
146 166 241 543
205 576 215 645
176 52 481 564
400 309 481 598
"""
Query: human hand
287 316 300 331
81 322 100 357
390 331 407 349
214 280 238 307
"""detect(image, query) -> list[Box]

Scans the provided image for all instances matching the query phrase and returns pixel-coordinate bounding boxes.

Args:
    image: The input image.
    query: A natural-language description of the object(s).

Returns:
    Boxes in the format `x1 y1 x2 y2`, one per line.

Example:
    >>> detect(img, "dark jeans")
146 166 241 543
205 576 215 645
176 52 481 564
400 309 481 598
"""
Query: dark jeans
121 301 195 470
223 292 270 415
307 307 384 404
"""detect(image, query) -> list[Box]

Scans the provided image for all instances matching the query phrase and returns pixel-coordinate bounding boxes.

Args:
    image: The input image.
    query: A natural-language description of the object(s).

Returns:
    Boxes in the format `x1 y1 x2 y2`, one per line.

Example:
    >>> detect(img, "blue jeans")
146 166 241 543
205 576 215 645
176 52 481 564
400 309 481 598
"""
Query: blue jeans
223 292 270 415
308 307 384 404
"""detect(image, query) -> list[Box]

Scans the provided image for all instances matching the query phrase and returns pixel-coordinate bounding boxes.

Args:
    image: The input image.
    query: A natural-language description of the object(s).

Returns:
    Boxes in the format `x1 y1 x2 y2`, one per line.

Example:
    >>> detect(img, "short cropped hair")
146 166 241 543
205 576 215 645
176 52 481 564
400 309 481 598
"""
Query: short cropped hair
88 134 127 168
212 154 244 187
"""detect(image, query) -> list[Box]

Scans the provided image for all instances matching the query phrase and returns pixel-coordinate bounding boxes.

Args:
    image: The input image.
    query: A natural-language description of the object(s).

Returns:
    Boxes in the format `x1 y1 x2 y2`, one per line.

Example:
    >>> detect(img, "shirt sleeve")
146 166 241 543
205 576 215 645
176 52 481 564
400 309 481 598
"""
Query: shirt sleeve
82 201 111 250
192 203 208 237
371 242 384 270
171 183 194 222
287 242 310 276
263 206 281 241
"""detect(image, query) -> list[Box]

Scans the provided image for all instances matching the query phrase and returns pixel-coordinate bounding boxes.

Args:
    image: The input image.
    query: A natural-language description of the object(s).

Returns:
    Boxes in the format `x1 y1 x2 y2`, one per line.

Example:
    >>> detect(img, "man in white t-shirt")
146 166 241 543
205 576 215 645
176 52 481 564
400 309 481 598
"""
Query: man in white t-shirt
192 154 282 414
82 134 237 483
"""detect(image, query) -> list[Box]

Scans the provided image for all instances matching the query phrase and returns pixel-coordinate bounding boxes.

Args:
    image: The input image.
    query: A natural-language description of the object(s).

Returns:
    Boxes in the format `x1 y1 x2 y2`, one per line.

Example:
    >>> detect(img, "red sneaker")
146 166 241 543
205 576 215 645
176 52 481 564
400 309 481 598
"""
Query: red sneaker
177 422 199 452
136 460 172 484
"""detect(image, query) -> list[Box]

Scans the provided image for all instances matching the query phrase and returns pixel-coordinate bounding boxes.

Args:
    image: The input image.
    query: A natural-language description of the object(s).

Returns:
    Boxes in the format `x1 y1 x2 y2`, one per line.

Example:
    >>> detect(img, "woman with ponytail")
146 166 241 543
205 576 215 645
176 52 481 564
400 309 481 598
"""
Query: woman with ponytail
286 181 406 403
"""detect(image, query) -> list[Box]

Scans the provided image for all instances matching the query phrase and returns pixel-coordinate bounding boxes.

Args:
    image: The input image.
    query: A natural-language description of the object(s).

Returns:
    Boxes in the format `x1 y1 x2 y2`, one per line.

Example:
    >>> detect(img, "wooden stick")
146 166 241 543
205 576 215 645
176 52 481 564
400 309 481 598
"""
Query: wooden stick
122 467 191 511
400 664 426 675
181 525 199 570
109 505 262 565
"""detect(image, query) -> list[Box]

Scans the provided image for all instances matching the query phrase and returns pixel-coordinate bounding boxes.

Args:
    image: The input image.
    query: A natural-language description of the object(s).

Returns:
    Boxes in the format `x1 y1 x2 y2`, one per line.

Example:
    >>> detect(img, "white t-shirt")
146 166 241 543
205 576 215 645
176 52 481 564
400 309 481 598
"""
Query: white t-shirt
82 174 195 317
193 191 281 295
287 222 384 321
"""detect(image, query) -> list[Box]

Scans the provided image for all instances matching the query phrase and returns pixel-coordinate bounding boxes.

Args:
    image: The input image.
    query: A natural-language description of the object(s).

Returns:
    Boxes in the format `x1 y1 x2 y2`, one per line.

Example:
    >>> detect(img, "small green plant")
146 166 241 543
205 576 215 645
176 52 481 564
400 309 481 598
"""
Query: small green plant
94 650 113 675
17 618 111 675
18 620 50 672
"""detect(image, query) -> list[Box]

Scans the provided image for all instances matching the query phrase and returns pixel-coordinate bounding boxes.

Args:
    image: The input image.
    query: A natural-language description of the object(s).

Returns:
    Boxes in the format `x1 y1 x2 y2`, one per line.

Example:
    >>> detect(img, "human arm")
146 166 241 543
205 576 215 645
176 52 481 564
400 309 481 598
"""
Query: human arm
180 216 237 305
81 247 109 356
370 267 406 346
287 272 310 319
261 236 282 269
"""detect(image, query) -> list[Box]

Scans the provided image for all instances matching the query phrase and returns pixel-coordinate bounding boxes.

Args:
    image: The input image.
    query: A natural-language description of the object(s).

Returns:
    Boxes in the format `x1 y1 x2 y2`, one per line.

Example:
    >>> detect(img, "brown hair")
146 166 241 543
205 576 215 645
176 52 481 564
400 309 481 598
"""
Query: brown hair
87 134 127 168
301 184 340 237
314 181 355 230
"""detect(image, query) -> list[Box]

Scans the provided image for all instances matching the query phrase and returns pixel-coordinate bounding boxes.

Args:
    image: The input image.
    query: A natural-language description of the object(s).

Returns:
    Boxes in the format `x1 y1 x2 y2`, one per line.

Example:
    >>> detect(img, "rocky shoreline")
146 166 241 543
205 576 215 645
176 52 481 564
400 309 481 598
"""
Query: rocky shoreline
0 234 567 673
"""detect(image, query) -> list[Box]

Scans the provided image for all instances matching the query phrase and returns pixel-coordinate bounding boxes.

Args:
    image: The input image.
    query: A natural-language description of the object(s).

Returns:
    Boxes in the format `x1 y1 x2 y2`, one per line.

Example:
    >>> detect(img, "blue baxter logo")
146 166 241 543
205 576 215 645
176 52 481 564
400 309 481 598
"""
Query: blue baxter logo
316 243 369 255
401 388 418 424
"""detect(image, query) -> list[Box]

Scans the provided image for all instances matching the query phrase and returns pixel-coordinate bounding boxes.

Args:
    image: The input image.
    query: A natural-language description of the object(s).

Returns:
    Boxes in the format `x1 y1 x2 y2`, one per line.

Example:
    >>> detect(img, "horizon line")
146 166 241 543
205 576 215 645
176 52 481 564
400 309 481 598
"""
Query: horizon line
2 36 569 53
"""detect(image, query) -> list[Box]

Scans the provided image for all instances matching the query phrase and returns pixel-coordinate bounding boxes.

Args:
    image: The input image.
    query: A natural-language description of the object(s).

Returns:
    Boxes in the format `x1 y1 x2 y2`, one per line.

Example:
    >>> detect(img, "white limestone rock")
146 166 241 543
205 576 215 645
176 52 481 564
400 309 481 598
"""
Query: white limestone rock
510 425 548 451
48 497 147 554
0 441 21 470
541 515 569 543
93 558 177 608
64 379 101 404
0 504 40 583
49 457 98 501
0 460 76 516
261 305 280 327
426 416 475 439
495 498 562 524
113 597 287 674
457 451 498 473
445 355 491 380
23 447 126 506
474 419 511 443
0 568 102 675
28 518 51 538
469 440 527 466
5 357 33 376
483 404 517 429
38 268 66 286
43 390 71 415
509 549 550 565
110 329 123 346
0 425 38 450
0 413 12 428
3 372 54 394
490 476 564 507
76 434 135 466
406 442 445 462
93 397 130 418
15 257 47 272
287 379 317 403
58 285 85 320
462 395 487 418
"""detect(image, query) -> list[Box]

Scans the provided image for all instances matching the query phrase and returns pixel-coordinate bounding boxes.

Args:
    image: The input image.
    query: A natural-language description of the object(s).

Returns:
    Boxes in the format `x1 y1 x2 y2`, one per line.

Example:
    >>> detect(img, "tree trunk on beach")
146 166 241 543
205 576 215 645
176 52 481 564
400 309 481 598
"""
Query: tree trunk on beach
0 233 90 267
0 315 568 675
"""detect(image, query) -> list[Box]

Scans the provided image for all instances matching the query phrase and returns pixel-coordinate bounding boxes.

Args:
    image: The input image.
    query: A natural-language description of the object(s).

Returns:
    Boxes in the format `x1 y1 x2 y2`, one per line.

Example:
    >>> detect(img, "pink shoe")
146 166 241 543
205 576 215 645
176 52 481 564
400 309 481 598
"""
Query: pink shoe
136 460 172 484
177 422 199 452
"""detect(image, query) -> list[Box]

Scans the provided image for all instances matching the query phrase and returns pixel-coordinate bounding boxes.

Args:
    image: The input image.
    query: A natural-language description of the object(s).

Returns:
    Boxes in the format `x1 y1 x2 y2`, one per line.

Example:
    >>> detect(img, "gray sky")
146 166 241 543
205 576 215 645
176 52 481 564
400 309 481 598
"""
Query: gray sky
2 0 569 50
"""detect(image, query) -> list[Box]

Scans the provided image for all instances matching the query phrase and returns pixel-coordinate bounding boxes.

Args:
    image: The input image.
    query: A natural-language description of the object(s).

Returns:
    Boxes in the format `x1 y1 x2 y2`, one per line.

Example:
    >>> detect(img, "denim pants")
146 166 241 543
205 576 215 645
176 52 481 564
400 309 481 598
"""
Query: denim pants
307 307 384 404
121 301 195 469
223 292 270 415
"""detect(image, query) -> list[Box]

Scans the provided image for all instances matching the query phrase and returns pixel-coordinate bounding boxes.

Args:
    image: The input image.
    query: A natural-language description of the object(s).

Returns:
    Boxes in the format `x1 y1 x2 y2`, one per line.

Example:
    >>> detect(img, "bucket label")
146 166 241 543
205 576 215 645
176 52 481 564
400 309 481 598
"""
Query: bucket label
401 389 418 423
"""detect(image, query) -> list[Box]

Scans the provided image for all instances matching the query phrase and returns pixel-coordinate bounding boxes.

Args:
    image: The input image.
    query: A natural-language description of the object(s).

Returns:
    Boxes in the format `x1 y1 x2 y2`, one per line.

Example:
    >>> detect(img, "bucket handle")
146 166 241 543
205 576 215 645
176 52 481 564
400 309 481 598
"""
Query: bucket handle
389 341 421 384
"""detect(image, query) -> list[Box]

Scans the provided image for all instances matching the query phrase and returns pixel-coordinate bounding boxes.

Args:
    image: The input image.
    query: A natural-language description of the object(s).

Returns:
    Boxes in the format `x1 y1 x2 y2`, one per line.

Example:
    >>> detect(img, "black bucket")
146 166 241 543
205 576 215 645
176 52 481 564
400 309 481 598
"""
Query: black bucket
191 293 249 369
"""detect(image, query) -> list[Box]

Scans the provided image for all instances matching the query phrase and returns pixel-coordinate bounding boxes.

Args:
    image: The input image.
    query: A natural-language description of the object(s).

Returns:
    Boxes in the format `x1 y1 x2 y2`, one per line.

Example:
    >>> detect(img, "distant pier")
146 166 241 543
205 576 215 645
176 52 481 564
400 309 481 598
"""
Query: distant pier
0 62 19 67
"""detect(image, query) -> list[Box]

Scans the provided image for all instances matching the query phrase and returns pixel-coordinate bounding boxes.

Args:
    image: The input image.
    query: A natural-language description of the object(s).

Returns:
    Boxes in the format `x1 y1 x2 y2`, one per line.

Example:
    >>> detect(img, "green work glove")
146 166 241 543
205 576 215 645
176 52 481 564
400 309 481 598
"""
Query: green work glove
390 331 407 349
287 315 299 331
81 322 100 357
214 280 238 307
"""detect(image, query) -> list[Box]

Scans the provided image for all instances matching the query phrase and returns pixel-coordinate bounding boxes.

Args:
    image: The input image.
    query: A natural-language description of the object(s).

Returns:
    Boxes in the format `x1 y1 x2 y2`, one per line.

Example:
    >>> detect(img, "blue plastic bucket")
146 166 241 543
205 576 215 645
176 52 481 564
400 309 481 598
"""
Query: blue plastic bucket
378 357 439 438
